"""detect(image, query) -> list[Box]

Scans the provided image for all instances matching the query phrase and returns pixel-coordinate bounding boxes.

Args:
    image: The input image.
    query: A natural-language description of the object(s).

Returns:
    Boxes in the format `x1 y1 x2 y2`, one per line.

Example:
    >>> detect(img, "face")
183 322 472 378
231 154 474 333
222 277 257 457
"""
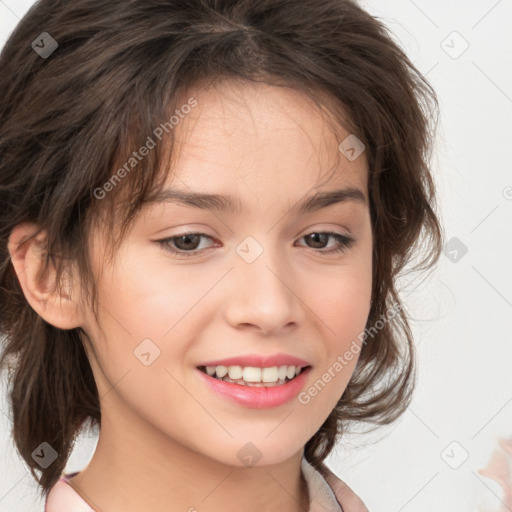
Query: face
80 79 373 467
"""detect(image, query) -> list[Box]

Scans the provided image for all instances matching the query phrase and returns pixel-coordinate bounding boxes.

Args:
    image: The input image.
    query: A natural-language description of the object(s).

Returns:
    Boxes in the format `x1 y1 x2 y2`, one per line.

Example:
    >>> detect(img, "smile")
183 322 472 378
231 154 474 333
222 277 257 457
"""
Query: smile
196 365 312 408
197 364 307 387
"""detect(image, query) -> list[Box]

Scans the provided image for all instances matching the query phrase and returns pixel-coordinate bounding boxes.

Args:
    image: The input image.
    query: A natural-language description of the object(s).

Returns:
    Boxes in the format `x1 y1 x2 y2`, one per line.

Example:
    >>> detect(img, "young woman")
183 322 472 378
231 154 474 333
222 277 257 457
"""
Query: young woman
0 1 442 510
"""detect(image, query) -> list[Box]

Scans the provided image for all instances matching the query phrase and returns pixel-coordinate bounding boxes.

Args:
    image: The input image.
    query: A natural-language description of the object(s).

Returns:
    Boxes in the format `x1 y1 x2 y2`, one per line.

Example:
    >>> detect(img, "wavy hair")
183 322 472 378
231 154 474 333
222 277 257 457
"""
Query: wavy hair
0 0 442 496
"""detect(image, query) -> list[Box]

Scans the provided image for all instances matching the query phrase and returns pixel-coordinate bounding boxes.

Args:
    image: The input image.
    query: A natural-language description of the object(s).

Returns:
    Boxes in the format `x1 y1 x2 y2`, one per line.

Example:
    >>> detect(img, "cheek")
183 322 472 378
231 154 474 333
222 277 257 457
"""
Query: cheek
300 256 371 420
309 259 372 347
298 270 370 429
87 246 224 388
96 249 208 340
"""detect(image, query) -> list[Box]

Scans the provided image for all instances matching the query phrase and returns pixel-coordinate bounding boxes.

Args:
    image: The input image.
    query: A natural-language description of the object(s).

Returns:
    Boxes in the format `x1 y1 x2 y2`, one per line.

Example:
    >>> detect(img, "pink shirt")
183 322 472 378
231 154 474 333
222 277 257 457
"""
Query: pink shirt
45 457 369 511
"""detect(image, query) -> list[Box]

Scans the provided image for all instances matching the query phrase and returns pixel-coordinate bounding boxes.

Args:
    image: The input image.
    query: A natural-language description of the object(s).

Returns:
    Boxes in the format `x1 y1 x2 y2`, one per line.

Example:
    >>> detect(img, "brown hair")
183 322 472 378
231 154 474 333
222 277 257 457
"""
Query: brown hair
0 0 442 497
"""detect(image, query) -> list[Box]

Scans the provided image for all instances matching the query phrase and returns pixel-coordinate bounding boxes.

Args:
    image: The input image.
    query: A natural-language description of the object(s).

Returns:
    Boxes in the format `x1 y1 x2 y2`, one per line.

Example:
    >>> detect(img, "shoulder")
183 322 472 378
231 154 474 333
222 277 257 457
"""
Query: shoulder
318 461 370 512
45 473 95 512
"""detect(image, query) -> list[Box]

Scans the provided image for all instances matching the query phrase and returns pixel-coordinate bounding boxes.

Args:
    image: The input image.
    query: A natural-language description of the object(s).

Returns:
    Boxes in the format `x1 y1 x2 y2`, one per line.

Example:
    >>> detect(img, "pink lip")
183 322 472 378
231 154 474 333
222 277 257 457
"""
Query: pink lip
197 366 312 409
196 353 310 368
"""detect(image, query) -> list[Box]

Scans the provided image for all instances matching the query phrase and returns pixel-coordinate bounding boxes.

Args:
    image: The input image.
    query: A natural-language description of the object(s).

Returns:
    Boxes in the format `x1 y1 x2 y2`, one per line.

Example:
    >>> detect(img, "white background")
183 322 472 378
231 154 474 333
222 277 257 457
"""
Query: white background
1 1 511 511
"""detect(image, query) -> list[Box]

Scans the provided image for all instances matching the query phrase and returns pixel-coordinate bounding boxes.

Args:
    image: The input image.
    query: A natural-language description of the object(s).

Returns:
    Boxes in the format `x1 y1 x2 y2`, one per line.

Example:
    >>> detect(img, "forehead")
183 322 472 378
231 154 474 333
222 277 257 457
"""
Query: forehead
166 80 368 197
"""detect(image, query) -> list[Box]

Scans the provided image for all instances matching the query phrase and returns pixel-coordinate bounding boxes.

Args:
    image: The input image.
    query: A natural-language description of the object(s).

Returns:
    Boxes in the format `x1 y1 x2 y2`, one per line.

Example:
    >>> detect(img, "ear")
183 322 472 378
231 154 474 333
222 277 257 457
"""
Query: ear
7 222 85 330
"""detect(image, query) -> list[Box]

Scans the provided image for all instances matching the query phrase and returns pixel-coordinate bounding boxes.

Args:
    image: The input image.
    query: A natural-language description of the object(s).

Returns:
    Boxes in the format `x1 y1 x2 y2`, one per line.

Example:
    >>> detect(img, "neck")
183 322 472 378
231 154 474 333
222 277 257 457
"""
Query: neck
68 403 310 512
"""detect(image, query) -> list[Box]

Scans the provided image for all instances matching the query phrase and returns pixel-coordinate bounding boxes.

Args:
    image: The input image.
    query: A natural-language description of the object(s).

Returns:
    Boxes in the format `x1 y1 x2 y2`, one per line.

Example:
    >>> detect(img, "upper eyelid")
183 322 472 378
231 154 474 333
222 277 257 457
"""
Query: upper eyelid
161 229 351 239
158 231 354 248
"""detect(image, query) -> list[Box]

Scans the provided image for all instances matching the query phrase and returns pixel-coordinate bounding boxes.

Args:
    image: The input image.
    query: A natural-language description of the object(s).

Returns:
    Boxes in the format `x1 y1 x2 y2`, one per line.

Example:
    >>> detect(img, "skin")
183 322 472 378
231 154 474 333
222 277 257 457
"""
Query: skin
9 79 373 512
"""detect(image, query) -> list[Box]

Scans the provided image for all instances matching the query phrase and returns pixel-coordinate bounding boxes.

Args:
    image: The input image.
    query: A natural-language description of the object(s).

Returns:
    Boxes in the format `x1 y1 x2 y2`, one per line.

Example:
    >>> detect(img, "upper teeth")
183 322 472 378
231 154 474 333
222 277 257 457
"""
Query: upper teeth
205 365 302 382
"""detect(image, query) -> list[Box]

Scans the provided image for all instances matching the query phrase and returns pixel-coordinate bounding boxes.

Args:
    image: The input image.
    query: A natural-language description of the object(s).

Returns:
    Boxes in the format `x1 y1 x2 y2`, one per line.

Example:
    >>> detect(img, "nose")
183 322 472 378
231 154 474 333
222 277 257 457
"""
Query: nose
223 242 304 336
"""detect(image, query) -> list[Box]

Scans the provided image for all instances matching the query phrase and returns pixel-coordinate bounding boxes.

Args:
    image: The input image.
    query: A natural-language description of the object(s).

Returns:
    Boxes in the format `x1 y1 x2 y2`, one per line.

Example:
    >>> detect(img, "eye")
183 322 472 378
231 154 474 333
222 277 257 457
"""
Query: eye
155 231 355 258
156 232 217 257
296 232 355 254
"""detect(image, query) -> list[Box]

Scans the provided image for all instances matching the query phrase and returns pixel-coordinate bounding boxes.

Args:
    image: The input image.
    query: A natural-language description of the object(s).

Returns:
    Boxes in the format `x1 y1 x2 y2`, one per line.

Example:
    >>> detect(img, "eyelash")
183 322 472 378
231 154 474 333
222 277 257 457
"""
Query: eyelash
155 231 355 258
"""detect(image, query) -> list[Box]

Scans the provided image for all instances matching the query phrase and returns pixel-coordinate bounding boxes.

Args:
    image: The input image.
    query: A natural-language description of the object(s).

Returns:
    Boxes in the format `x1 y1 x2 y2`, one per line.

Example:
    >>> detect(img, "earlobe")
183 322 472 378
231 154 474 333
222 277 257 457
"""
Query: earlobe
7 222 84 330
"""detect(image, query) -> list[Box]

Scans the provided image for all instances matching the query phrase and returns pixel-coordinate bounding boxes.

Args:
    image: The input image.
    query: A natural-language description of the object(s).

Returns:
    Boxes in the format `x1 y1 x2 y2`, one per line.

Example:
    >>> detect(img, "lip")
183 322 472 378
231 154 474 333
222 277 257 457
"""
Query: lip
197 365 312 409
196 353 310 369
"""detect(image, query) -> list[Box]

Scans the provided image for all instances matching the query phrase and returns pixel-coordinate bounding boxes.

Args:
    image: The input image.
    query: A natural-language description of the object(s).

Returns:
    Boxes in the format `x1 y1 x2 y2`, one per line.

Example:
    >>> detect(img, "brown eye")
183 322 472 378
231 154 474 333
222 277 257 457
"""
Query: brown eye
172 234 202 251
298 232 355 254
156 233 217 257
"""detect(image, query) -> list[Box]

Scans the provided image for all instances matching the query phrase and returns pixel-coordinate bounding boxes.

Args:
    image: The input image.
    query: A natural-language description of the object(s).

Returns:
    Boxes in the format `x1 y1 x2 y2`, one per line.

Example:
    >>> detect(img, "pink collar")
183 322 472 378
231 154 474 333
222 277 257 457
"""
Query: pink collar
45 459 369 511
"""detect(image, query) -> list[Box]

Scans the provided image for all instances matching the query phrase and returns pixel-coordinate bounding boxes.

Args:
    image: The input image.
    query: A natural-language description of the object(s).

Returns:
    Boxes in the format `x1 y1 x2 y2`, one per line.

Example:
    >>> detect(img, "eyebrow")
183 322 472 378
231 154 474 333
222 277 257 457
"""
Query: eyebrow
145 186 367 215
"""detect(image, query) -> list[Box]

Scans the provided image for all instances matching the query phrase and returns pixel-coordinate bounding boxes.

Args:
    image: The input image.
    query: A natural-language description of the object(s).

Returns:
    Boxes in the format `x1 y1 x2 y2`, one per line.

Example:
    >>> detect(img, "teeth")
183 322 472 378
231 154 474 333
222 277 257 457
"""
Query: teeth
286 366 296 379
278 365 287 380
215 365 228 378
228 365 243 380
262 367 279 382
243 367 262 382
202 364 305 385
